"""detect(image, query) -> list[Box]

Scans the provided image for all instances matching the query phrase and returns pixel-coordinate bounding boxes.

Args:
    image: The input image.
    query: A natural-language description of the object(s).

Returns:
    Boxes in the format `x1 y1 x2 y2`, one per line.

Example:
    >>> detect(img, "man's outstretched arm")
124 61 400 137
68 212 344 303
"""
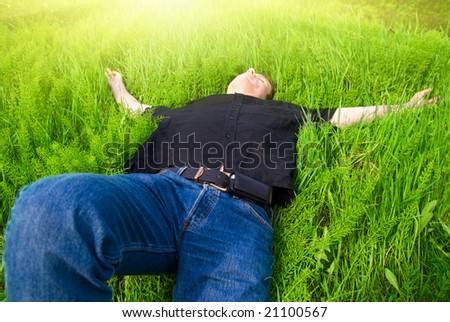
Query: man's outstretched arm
329 89 439 128
105 68 152 114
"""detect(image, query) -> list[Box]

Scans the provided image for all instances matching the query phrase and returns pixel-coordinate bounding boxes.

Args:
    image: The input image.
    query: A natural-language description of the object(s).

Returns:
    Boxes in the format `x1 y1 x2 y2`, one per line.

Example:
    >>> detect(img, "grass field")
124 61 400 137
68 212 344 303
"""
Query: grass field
0 0 449 302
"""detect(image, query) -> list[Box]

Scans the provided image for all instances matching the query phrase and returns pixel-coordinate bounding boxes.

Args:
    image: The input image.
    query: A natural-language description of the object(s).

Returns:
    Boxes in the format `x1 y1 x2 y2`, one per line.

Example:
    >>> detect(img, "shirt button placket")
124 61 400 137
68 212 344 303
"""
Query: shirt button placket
223 94 243 168
224 94 243 142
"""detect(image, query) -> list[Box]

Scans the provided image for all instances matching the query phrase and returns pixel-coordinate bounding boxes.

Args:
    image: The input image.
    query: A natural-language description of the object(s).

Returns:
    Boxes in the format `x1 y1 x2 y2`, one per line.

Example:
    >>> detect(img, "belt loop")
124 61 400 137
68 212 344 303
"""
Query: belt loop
176 166 187 176
268 206 274 223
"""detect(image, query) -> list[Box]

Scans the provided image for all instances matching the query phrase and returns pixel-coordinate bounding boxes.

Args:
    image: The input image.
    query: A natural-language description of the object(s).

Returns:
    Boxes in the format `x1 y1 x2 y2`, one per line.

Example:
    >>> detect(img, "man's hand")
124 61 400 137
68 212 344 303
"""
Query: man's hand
104 67 152 113
406 88 440 108
105 68 125 105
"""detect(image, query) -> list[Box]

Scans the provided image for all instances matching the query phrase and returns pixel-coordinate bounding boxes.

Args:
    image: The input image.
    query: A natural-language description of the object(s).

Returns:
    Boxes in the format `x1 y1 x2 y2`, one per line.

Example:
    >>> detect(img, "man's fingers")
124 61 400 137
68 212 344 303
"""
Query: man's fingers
420 88 433 99
416 88 431 99
411 88 433 104
428 97 439 104
105 68 115 79
422 88 432 95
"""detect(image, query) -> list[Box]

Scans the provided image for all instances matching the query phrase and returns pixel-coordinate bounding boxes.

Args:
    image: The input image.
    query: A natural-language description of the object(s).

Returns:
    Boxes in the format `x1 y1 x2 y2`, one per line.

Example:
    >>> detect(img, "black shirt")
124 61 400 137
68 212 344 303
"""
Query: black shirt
127 93 336 205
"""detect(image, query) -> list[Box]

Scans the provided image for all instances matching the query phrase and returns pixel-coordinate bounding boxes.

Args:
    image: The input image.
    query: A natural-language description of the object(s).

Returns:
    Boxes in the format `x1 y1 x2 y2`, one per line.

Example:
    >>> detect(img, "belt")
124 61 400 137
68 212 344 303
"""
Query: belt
165 166 273 207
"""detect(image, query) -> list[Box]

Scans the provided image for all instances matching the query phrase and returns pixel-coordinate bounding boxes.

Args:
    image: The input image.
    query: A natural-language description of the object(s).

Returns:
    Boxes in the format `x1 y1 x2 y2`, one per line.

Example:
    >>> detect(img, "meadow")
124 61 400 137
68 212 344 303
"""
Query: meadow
0 0 449 301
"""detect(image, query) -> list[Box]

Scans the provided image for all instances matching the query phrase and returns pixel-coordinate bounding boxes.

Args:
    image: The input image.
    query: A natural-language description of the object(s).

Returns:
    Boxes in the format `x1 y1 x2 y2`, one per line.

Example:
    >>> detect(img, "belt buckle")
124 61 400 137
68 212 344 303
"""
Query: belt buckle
208 182 228 192
200 166 229 192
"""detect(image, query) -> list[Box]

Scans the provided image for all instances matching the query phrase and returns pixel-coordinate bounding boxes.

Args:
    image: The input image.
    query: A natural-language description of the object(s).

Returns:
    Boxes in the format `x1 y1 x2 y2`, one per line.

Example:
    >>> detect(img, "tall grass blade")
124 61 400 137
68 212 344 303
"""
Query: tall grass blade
384 268 400 292
418 200 437 234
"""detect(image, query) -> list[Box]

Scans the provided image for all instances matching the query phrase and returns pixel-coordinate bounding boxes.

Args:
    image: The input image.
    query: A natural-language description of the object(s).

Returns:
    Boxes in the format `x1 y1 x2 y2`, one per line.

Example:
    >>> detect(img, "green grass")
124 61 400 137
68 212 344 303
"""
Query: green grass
0 0 449 302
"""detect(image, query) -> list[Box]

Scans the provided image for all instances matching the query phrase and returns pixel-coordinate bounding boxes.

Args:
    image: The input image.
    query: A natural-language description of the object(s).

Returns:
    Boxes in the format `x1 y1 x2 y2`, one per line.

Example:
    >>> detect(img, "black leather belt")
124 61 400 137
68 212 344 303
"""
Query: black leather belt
165 167 273 207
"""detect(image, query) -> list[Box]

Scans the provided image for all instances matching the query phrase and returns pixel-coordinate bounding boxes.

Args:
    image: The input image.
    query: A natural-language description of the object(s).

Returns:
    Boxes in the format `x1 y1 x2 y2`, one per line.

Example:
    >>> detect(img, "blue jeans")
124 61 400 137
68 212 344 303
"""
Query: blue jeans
4 170 274 301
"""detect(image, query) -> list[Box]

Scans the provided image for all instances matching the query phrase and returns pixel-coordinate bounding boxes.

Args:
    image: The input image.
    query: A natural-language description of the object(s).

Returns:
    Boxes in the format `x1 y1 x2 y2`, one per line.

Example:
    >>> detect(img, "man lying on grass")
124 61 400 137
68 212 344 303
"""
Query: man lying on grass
4 67 437 301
